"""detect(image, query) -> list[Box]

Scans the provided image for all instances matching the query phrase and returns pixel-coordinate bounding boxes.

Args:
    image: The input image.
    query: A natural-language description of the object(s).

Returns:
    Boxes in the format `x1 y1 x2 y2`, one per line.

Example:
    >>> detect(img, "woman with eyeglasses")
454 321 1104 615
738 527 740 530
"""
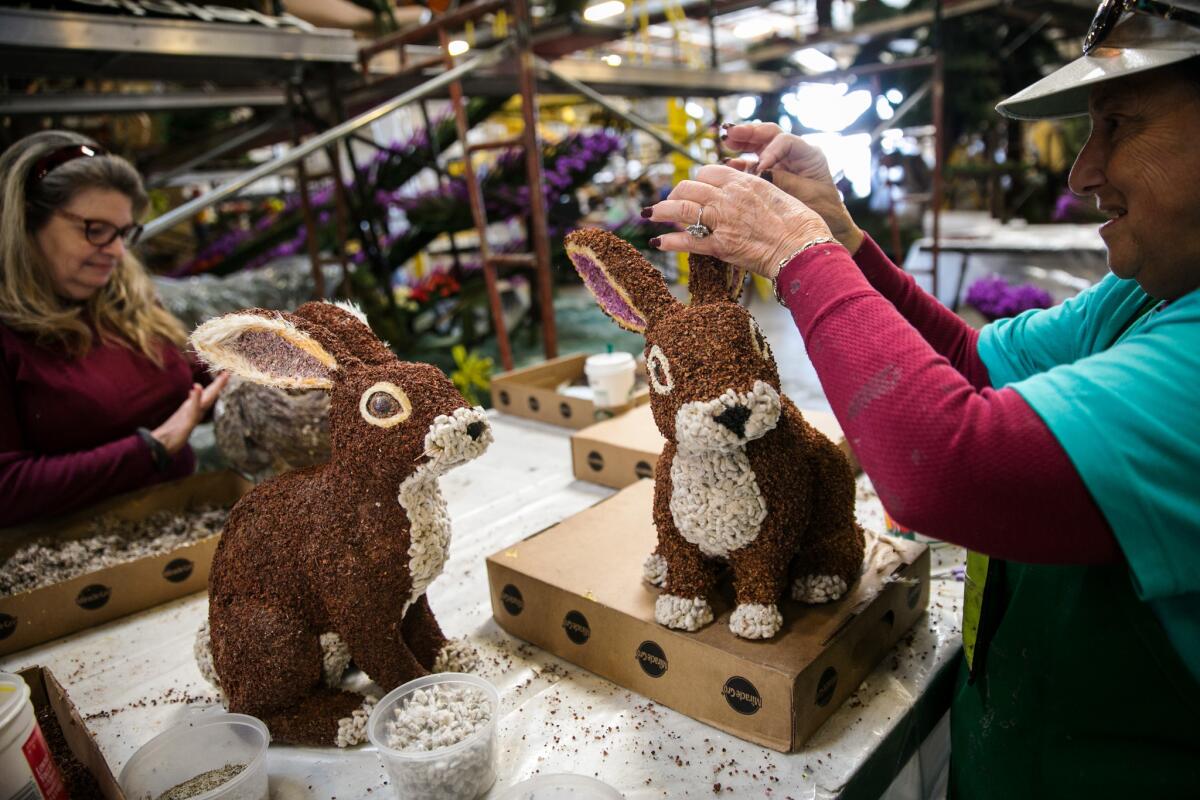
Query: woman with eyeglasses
0 130 228 528
644 5 1199 798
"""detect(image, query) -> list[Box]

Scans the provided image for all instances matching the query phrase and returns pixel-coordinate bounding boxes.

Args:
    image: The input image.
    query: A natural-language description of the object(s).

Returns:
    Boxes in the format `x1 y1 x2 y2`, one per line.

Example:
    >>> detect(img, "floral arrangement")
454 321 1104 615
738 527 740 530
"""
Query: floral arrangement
965 276 1054 320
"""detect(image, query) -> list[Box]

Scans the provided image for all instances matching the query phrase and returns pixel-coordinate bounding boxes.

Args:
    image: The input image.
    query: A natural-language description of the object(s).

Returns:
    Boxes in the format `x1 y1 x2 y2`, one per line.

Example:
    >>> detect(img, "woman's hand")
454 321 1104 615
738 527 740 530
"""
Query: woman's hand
151 372 229 455
721 123 864 254
645 165 834 280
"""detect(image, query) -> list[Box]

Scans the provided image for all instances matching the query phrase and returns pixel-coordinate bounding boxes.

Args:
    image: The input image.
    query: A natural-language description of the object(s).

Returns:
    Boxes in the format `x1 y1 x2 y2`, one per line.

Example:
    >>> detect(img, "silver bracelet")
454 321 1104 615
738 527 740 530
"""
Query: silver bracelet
772 236 839 306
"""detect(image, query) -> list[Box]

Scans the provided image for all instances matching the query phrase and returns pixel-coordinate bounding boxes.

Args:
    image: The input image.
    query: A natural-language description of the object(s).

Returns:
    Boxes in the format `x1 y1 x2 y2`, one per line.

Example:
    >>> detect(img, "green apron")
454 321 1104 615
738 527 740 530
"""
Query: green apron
950 558 1200 798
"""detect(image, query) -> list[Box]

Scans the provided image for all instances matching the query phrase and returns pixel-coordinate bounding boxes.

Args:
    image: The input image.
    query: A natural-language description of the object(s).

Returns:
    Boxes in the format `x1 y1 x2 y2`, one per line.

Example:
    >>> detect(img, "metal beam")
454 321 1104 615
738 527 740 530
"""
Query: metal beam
0 7 358 63
536 58 703 165
748 0 1003 65
0 89 286 116
141 41 514 241
549 59 782 97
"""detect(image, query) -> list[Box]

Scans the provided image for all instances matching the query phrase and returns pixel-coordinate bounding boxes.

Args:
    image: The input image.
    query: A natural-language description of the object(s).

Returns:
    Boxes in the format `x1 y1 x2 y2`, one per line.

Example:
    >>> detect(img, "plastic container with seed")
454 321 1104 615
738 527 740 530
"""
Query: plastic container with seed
368 672 499 800
118 712 269 800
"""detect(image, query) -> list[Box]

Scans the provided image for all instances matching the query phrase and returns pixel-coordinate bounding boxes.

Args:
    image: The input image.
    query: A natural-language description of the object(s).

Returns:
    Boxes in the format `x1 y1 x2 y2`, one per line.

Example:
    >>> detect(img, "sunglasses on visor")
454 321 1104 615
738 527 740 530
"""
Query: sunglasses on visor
1084 0 1200 54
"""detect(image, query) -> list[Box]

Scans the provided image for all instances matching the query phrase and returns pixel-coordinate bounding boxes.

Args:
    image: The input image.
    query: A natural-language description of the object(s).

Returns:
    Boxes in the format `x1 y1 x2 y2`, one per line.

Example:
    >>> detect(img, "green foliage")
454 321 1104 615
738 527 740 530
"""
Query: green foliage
450 345 493 406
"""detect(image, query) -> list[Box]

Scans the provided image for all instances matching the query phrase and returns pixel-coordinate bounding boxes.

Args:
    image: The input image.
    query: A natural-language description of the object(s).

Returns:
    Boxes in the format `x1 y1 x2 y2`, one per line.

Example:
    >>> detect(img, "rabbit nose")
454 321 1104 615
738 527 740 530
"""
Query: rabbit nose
714 404 751 438
466 421 486 441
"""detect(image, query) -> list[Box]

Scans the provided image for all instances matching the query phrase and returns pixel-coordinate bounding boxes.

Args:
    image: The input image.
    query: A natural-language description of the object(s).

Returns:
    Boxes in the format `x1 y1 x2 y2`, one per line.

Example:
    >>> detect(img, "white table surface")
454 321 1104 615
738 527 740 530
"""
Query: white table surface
3 413 965 799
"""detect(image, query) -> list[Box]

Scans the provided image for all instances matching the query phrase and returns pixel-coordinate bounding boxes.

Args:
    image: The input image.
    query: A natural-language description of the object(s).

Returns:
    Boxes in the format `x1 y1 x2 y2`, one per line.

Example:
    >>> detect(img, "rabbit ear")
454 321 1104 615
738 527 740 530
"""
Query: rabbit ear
688 253 745 305
565 229 677 333
190 309 345 390
291 300 394 366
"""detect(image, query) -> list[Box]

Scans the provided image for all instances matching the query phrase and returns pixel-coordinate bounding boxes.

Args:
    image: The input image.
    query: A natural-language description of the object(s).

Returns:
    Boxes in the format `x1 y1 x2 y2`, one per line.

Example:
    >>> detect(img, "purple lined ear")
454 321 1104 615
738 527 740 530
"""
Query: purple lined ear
565 228 676 334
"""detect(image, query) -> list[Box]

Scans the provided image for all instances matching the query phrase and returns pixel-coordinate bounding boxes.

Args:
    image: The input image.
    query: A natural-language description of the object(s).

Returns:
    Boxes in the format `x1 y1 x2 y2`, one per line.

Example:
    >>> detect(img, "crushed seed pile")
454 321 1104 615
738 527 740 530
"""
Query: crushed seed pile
382 682 496 799
0 505 229 597
154 763 246 800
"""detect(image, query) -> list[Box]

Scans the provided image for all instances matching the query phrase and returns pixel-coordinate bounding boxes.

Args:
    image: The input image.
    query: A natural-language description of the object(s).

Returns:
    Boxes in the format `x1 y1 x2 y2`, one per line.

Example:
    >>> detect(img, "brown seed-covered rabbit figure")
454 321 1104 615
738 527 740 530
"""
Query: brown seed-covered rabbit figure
189 301 492 745
565 229 865 640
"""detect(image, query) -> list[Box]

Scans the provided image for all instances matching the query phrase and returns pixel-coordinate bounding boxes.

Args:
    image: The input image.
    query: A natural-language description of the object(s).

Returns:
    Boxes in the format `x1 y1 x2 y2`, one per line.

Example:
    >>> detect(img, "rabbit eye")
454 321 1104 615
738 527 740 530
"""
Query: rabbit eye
369 392 399 416
647 345 673 395
359 382 412 428
749 318 772 362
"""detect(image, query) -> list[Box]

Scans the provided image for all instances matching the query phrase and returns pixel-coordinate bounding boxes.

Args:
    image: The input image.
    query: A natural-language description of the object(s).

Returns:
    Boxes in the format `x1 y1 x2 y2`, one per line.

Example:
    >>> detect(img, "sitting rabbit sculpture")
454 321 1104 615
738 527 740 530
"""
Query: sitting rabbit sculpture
189 301 492 745
566 229 865 640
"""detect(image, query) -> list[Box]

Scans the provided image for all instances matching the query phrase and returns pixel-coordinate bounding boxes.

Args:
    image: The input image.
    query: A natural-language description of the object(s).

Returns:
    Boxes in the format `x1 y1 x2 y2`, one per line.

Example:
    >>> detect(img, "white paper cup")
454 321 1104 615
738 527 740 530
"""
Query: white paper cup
585 352 636 411
0 672 67 800
368 673 499 800
494 773 625 799
119 712 269 800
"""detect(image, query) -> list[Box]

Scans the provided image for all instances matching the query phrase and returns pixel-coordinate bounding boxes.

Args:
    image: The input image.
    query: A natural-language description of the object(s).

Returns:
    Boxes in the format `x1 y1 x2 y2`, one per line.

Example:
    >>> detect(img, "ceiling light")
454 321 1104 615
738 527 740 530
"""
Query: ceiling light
447 39 470 56
792 48 837 73
735 95 757 119
584 1 625 22
886 88 904 105
875 95 894 121
603 53 622 66
733 19 776 39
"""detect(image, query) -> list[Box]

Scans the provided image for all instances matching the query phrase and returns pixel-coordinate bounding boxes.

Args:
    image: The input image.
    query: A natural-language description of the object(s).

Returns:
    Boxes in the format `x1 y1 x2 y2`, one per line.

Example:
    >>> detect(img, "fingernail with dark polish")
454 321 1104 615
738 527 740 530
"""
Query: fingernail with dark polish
719 131 728 141
720 157 731 165
721 121 735 129
650 237 662 248
761 169 774 184
640 206 653 218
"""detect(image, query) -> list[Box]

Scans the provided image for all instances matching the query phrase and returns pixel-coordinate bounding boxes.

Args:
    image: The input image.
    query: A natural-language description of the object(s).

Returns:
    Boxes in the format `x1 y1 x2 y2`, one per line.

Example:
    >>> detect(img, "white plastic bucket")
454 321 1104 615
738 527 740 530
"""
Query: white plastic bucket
584 352 636 410
0 672 67 800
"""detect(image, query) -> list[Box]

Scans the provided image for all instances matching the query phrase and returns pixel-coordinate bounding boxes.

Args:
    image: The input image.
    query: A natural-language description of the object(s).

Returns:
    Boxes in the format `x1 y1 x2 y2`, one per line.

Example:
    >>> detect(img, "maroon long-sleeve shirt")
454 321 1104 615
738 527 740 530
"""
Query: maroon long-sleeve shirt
779 234 1119 564
0 322 198 528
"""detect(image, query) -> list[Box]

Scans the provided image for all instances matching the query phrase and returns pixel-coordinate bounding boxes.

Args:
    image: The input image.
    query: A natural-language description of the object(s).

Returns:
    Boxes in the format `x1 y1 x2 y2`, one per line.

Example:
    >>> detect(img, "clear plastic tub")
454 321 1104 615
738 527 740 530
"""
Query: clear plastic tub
494 774 625 799
118 712 269 800
367 672 499 800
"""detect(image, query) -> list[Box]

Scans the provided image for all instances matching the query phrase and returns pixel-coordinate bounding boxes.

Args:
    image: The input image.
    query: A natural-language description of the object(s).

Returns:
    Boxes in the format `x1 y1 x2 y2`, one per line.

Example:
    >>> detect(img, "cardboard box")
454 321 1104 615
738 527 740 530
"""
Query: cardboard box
0 471 251 656
490 353 650 429
21 665 125 799
570 403 860 490
486 480 928 752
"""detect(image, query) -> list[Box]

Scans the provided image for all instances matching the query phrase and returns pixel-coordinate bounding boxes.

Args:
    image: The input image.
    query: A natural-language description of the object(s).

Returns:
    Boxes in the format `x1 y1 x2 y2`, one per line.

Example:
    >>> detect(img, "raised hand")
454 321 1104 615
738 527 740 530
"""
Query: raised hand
721 123 864 253
644 164 836 279
151 371 229 454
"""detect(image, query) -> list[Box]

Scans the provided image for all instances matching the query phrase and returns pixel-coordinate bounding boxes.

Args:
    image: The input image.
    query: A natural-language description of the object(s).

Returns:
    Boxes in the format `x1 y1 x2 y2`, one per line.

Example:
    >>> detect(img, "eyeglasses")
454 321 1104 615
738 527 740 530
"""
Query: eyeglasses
26 144 107 190
55 208 144 248
1084 0 1200 54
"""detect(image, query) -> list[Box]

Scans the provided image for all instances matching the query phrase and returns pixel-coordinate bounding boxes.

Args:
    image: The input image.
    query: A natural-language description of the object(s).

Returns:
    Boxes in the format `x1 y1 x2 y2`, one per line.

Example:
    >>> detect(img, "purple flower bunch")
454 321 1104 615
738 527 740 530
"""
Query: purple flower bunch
965 276 1054 320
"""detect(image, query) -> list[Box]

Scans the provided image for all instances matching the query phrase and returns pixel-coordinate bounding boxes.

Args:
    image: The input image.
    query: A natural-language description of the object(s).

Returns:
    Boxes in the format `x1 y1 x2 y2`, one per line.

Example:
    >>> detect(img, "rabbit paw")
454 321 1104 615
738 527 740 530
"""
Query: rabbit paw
655 594 713 631
335 694 378 748
792 574 848 604
643 553 668 587
729 603 783 639
320 632 351 687
433 638 480 674
193 620 220 689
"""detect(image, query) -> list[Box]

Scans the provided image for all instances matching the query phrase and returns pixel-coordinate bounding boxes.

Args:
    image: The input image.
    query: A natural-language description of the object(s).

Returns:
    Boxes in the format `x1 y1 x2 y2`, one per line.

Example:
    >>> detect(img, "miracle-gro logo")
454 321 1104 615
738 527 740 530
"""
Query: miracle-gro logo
721 676 762 715
562 610 591 644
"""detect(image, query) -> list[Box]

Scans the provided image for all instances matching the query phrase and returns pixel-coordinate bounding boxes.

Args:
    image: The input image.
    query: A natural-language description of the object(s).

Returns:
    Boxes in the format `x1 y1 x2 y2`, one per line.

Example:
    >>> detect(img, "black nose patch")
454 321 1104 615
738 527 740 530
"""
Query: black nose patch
466 421 486 441
714 404 751 438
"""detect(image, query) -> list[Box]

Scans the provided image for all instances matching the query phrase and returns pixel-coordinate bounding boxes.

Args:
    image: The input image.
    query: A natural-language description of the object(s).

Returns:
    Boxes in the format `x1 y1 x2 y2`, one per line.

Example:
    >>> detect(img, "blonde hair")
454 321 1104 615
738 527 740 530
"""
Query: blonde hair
0 130 187 364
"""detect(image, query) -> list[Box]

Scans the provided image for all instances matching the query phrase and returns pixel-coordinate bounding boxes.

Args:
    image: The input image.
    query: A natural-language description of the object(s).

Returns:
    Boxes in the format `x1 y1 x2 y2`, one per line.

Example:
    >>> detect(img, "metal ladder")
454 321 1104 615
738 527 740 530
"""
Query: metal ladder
362 0 557 371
